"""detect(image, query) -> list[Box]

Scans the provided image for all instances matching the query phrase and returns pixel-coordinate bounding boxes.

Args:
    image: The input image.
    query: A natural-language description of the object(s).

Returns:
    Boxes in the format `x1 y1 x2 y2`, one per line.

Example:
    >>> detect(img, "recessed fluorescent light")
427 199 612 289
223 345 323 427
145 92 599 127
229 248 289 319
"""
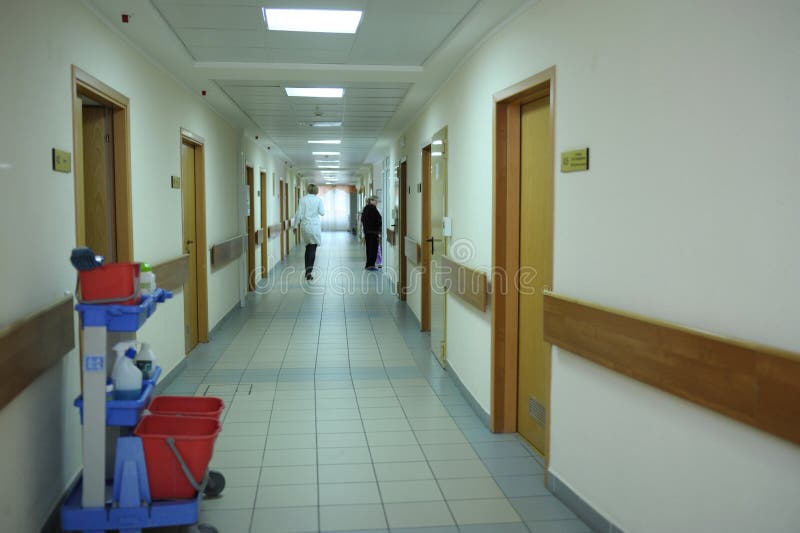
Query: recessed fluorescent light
312 151 340 156
311 122 342 127
263 8 363 34
318 165 340 169
316 160 340 164
285 87 344 98
308 140 341 144
432 151 443 157
432 140 444 146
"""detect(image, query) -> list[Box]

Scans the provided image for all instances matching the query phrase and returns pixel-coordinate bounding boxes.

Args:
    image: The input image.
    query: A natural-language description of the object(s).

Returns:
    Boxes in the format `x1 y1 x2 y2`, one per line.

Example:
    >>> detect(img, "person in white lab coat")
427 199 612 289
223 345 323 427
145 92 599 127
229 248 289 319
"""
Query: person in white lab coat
294 183 325 280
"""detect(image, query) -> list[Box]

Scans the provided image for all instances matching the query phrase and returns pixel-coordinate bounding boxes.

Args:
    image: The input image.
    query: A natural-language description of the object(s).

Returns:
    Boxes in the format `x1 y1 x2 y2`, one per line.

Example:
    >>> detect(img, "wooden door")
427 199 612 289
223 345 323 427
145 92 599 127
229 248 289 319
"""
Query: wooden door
82 105 117 262
260 171 268 277
283 181 290 256
421 146 432 333
429 129 448 366
279 179 286 260
246 166 256 290
398 161 408 300
517 97 554 454
181 141 199 352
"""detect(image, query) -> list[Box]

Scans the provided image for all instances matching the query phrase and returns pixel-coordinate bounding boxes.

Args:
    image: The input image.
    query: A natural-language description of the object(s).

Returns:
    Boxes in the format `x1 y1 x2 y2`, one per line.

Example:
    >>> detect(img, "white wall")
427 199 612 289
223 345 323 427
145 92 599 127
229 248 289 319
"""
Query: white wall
242 137 295 283
381 0 800 531
0 0 240 530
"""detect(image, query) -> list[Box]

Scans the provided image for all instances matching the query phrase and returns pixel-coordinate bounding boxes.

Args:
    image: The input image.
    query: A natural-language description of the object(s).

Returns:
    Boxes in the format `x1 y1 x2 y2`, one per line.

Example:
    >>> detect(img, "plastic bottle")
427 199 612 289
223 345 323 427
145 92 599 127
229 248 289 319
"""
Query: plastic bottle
139 263 157 296
135 342 156 380
112 342 143 401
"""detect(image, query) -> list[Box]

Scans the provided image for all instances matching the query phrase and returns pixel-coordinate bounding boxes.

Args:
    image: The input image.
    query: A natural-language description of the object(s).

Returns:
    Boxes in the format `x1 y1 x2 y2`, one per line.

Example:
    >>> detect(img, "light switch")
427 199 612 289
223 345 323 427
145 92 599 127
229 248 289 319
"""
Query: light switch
171 175 181 189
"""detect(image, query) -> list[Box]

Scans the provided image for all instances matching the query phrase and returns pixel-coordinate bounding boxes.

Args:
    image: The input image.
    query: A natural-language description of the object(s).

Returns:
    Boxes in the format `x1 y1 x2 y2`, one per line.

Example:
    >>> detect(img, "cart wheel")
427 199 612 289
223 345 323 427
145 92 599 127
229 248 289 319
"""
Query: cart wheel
203 470 226 497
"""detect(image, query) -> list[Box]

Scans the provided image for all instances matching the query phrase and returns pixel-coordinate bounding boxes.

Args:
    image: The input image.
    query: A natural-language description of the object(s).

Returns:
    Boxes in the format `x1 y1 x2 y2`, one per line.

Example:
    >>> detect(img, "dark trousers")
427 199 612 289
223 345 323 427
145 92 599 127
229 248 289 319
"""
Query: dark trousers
365 233 379 268
304 244 317 276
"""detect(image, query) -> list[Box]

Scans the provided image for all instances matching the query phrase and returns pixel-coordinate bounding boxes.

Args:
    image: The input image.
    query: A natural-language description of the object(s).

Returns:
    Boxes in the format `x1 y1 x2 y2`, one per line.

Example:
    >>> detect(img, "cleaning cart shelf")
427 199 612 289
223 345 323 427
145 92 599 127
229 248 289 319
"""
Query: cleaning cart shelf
73 366 162 426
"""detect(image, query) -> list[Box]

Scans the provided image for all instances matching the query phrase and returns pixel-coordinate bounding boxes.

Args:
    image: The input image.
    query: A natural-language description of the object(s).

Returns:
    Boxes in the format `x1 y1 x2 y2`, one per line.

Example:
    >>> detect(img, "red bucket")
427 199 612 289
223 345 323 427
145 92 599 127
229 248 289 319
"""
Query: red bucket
79 263 141 305
134 414 221 500
148 396 224 420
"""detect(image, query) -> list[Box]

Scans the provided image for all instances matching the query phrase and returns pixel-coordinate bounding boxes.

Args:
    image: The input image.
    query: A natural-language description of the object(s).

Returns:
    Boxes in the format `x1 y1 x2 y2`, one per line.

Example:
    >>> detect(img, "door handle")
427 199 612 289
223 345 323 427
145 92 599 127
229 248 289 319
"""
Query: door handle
426 237 435 255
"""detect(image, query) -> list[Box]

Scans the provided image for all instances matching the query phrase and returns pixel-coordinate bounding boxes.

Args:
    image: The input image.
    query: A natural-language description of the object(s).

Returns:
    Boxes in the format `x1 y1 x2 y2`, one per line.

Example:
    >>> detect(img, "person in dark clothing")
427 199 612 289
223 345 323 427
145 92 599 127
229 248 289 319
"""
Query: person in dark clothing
361 195 382 270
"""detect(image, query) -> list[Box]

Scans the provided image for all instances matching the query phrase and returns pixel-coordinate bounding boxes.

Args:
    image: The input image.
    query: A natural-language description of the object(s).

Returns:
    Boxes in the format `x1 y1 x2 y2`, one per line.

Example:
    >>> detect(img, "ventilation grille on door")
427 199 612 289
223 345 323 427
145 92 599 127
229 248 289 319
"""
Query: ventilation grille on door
528 395 546 427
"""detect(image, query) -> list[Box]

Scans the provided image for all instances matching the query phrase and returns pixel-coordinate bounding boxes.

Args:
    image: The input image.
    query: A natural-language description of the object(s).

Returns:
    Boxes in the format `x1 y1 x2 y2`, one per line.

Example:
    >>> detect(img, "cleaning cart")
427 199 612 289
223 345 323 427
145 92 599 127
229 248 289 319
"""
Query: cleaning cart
61 252 223 533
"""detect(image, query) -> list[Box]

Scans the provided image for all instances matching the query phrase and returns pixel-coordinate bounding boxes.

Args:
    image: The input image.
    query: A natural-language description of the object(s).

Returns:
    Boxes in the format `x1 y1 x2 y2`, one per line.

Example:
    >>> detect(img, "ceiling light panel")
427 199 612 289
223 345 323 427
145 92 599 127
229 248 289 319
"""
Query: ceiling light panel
312 151 340 156
308 140 341 144
263 9 363 34
285 87 344 98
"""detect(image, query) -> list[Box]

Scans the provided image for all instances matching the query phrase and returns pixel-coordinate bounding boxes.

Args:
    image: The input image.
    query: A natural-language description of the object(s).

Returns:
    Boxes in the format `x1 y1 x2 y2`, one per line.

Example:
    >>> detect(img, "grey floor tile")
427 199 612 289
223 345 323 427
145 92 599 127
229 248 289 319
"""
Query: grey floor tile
319 482 381 505
438 477 505 500
384 501 455 529
319 503 387 531
197 509 253 532
448 498 522 525
379 479 443 503
199 485 257 510
251 506 318 532
255 484 318 508
319 463 376 483
258 465 317 486
495 475 549 498
374 461 434 482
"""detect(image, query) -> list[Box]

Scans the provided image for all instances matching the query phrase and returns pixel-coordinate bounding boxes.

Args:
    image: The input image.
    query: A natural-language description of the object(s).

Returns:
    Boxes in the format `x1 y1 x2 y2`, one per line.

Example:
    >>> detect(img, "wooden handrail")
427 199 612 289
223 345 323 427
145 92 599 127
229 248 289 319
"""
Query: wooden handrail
440 256 488 312
151 254 189 292
543 291 800 446
0 297 75 409
210 235 244 269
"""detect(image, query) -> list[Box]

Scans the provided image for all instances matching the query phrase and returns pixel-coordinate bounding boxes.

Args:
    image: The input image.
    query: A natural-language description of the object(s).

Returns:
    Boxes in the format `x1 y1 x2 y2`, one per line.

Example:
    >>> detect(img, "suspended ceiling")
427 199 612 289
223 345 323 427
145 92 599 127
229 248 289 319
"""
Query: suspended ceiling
86 0 535 183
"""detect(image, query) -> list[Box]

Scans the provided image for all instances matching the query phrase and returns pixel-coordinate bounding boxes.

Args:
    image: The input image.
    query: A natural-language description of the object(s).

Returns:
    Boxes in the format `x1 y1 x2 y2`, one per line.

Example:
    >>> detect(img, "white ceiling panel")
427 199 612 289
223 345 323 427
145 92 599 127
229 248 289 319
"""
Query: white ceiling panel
153 3 264 30
267 48 351 64
176 28 266 48
189 46 268 62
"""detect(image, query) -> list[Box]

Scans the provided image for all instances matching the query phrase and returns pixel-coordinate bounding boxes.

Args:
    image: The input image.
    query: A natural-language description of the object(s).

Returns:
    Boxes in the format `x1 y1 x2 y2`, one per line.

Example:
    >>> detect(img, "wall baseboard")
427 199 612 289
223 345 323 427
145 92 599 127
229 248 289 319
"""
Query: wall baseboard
445 361 491 428
548 471 624 533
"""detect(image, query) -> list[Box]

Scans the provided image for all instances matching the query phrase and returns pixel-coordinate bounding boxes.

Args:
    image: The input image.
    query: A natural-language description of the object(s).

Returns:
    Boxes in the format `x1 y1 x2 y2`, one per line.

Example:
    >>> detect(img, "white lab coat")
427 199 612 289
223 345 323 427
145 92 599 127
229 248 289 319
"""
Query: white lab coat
294 194 325 245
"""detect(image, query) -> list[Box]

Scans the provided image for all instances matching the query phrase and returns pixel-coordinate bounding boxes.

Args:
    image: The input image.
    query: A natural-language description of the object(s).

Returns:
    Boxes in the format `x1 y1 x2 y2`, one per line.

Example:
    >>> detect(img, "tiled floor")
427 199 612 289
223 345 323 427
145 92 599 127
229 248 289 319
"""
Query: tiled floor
156 232 590 533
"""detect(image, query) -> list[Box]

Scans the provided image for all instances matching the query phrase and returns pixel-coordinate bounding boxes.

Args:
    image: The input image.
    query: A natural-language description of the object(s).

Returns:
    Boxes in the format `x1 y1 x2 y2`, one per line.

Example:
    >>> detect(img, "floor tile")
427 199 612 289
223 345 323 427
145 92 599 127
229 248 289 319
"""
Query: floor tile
384 501 455 529
438 477 505 500
319 504 387 531
260 465 318 485
255 484 318 508
319 482 381 505
448 498 522 525
374 461 434 481
197 509 253 532
199 485 257 510
510 495 577 522
250 506 318 532
319 463 376 483
379 479 443 503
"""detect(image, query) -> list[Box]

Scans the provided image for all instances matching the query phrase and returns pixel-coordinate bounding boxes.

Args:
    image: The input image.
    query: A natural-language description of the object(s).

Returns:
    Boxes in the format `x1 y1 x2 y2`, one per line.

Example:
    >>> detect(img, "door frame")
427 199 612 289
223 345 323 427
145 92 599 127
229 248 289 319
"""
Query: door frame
71 65 133 262
246 165 256 290
420 145 432 332
260 170 268 278
279 178 286 261
180 128 210 343
491 66 556 451
398 160 408 301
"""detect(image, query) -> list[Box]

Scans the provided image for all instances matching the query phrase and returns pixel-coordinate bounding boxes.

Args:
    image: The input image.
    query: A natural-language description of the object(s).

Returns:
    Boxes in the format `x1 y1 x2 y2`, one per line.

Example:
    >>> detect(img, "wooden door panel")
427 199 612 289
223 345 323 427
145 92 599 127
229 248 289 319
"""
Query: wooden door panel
517 97 553 454
181 142 199 352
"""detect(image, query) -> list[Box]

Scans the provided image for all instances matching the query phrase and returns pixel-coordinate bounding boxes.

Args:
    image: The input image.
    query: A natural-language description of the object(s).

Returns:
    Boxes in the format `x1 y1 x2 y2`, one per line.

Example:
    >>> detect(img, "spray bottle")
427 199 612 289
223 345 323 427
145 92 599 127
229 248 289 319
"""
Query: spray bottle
135 342 157 380
112 342 143 400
